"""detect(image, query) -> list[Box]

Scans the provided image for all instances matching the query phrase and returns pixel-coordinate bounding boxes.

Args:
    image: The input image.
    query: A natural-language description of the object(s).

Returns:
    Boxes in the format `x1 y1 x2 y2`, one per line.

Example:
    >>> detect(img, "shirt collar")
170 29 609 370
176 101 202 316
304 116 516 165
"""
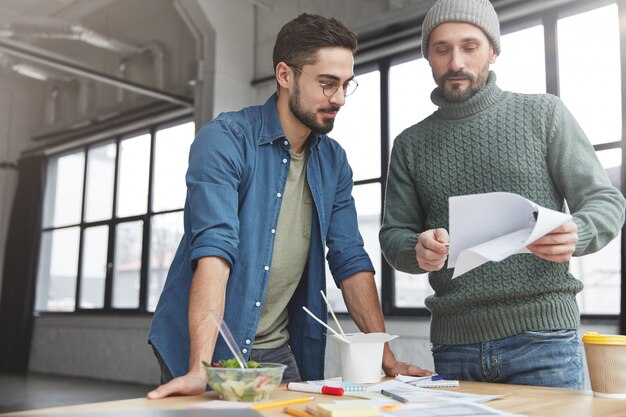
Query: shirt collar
258 93 322 147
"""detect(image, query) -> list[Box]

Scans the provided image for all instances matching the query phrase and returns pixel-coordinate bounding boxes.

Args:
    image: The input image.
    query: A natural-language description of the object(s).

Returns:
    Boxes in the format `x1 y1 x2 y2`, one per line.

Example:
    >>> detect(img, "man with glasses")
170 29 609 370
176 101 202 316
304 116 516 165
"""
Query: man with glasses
147 13 431 399
380 0 626 389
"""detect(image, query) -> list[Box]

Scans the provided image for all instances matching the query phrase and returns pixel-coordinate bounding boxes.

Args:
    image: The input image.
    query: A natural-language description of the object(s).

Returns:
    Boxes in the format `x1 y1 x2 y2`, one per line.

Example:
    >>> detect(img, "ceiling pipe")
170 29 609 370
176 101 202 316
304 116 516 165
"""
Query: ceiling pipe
0 16 142 54
0 39 192 107
0 51 70 82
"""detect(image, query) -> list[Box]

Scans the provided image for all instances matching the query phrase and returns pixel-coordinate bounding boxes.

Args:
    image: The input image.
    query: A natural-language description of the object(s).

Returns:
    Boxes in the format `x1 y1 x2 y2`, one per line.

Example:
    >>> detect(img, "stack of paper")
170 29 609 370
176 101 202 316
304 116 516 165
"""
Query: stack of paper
448 192 572 278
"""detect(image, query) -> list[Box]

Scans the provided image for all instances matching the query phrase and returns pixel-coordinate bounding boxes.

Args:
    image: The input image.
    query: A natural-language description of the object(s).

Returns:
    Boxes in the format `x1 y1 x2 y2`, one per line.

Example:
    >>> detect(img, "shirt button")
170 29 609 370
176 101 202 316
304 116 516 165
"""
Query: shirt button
277 193 282 198
283 140 288 146
271 229 276 234
282 158 288 164
245 339 251 345
255 301 261 307
242 348 248 354
264 265 269 271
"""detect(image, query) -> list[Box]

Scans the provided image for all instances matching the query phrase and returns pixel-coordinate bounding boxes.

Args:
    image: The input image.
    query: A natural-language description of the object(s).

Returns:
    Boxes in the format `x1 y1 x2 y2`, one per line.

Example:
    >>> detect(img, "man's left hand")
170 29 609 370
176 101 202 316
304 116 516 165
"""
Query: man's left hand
383 358 434 378
527 219 578 262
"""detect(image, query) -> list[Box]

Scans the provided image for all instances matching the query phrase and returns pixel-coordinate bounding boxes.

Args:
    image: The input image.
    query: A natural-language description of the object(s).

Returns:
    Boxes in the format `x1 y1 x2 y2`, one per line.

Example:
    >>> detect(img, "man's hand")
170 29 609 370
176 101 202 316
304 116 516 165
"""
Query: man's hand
527 220 578 262
147 371 207 399
415 228 449 271
383 358 434 378
382 344 434 377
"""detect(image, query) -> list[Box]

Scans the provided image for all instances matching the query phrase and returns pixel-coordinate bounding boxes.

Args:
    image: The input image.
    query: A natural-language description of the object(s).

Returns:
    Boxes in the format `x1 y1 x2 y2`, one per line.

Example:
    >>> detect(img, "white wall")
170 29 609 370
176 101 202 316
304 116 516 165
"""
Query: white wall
196 0 256 117
29 315 157 385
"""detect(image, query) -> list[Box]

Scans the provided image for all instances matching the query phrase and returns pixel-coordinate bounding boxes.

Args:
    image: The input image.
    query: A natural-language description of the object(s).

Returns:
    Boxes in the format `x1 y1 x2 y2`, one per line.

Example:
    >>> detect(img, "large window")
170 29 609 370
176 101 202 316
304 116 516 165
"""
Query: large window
327 70 382 311
332 0 625 318
35 120 194 313
557 3 622 315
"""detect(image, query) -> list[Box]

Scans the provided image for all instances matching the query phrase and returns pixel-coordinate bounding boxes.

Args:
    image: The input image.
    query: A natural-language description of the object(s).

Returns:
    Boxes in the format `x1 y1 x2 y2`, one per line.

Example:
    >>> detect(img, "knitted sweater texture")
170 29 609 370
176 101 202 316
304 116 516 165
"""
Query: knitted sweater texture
380 72 626 344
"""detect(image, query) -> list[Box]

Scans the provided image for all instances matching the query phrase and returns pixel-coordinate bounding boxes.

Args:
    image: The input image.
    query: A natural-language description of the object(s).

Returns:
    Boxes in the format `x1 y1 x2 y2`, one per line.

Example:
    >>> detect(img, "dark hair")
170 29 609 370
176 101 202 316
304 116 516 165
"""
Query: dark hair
272 13 358 72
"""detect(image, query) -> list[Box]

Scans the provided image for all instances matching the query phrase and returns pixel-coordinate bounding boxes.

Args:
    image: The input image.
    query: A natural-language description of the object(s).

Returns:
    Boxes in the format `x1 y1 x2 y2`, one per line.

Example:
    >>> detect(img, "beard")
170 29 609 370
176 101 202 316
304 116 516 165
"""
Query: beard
289 83 339 135
436 65 489 102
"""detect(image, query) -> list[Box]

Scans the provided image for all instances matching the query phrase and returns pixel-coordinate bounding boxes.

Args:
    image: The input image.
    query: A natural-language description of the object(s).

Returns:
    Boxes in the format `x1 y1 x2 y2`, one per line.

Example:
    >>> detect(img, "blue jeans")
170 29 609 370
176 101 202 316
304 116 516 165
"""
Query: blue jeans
432 330 584 389
250 344 302 384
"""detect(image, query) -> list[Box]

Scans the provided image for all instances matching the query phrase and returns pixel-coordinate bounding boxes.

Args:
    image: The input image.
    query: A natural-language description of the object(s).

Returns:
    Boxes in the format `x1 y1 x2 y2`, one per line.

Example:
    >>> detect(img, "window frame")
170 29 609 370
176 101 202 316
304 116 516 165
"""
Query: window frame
36 116 192 316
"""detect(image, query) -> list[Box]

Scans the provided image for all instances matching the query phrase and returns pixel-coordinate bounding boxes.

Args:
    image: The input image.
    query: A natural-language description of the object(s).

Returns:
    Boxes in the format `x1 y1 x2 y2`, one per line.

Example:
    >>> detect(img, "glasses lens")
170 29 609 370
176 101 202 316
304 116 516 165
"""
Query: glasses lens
345 80 358 96
320 80 359 97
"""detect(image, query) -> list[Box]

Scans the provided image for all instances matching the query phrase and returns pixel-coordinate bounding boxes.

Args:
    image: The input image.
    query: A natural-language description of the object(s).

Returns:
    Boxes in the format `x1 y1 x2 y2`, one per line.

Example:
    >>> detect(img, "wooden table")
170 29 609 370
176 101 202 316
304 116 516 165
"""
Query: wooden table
2 381 625 417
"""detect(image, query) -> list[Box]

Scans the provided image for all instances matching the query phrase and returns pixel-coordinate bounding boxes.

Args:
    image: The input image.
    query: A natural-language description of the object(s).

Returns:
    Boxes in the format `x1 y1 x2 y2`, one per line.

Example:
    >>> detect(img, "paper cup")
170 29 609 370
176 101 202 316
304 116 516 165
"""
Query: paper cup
330 332 398 383
582 332 626 398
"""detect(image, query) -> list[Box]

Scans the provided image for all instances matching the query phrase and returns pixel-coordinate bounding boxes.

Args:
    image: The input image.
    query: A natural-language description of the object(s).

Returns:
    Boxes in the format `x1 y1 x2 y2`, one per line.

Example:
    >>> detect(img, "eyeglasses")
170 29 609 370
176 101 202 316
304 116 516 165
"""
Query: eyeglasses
287 64 358 97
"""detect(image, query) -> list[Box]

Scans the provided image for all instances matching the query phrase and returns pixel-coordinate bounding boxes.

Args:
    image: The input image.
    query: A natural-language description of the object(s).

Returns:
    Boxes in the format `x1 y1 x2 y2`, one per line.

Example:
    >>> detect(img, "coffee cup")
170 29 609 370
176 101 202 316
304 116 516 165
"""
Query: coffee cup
582 331 626 398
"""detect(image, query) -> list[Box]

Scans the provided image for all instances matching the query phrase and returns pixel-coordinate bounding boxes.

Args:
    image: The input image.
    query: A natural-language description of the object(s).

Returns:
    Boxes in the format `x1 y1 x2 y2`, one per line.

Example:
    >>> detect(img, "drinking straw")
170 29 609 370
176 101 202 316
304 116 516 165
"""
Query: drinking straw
208 310 246 369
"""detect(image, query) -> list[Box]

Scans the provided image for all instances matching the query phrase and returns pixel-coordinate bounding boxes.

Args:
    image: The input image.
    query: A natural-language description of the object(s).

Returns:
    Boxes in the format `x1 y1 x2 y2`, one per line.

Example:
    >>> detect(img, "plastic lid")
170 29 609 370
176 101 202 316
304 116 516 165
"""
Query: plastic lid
582 332 626 345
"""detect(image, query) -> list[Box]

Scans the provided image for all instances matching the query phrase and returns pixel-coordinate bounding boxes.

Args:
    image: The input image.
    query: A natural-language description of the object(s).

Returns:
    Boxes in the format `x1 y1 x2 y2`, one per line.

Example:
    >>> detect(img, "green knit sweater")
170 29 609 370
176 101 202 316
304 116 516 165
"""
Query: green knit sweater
380 72 626 345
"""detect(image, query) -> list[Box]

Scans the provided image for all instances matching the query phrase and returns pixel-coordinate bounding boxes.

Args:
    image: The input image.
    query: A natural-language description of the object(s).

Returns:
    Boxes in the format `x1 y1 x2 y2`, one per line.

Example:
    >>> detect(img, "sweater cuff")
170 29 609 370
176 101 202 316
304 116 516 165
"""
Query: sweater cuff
572 216 592 255
395 233 425 274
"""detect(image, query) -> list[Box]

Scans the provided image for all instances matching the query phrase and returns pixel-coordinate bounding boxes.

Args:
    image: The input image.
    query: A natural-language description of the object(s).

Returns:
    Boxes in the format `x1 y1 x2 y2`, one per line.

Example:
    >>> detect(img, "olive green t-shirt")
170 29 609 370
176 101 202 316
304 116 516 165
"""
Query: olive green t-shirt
254 149 312 348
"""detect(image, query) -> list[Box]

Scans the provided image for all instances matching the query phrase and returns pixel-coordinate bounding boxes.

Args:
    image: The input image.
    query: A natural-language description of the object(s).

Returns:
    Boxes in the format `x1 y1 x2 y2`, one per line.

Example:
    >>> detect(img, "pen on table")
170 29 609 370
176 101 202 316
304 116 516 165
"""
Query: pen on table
286 382 344 396
380 389 409 404
408 374 447 382
284 406 315 417
251 396 315 411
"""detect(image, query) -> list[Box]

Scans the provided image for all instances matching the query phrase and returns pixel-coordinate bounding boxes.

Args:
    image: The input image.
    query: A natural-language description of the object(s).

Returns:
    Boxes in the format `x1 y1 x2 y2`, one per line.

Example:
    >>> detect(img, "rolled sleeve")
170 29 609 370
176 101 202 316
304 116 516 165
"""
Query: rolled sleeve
186 120 244 267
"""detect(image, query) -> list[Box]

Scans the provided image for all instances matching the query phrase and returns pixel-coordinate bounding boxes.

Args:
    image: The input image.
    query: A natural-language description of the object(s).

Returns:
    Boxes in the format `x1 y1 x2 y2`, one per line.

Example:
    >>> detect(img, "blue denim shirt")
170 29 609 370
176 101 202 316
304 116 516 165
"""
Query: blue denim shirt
149 94 374 381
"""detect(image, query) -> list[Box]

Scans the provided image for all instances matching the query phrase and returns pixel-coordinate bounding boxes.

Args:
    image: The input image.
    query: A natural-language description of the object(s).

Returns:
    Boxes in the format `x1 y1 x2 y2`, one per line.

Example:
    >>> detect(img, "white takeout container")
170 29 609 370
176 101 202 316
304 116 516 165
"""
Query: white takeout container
330 332 398 383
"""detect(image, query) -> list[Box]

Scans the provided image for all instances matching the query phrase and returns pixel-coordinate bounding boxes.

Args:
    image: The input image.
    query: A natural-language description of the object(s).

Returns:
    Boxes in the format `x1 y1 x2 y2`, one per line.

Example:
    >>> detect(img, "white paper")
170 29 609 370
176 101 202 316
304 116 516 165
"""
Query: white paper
380 401 525 417
448 192 571 278
367 380 502 403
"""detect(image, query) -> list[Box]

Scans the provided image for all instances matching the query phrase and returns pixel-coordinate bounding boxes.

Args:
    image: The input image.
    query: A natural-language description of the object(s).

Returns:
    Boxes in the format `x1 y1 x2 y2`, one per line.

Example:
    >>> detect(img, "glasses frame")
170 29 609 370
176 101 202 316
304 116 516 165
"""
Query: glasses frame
286 63 359 97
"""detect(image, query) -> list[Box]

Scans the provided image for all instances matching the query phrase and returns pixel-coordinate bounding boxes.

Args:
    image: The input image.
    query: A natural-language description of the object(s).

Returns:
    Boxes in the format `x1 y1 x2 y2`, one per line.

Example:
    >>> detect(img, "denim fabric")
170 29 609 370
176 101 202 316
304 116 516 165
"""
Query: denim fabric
250 344 302 384
148 94 374 383
152 346 173 385
432 330 584 389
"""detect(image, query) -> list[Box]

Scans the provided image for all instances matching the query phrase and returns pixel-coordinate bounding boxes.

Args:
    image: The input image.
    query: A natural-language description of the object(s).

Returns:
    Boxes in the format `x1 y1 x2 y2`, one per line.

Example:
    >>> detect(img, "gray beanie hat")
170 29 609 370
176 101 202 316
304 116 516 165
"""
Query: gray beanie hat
421 0 501 59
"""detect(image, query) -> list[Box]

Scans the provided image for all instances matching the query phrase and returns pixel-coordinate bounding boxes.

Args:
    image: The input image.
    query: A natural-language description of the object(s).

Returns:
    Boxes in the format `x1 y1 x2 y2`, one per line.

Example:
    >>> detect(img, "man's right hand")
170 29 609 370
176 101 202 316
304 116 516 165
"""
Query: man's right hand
415 228 449 271
147 371 207 399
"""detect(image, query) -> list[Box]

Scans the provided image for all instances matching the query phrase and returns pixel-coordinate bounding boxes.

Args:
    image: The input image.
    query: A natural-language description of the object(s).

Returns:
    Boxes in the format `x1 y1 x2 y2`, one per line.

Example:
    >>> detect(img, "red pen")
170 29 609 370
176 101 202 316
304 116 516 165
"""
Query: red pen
286 382 344 396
